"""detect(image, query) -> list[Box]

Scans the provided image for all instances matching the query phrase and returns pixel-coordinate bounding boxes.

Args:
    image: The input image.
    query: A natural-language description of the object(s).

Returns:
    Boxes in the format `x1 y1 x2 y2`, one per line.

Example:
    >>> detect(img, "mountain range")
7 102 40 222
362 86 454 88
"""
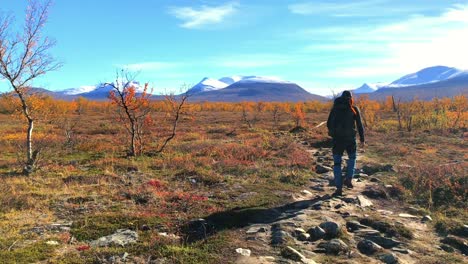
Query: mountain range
352 66 468 101
2 66 467 102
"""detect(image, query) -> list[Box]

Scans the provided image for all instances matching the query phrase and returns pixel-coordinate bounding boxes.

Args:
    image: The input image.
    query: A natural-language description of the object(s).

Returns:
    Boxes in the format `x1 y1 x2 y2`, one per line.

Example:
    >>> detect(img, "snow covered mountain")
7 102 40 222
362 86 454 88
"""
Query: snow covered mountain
188 75 325 102
389 66 468 87
187 75 294 95
187 77 229 94
54 81 147 100
353 83 388 94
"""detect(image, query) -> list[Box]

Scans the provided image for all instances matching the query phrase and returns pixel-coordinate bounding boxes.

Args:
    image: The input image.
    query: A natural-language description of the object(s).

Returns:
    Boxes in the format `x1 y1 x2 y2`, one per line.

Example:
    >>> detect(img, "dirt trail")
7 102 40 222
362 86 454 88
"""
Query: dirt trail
225 135 467 264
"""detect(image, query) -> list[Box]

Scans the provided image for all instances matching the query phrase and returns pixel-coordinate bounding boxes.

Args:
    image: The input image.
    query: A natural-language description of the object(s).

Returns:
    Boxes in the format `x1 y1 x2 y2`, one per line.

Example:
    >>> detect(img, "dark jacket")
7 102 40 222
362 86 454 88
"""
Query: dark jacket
327 96 365 143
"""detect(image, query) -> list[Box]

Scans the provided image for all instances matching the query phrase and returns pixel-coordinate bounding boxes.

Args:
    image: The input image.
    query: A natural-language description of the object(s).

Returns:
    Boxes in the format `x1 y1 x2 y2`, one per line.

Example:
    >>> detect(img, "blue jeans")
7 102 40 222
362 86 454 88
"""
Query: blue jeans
332 140 357 189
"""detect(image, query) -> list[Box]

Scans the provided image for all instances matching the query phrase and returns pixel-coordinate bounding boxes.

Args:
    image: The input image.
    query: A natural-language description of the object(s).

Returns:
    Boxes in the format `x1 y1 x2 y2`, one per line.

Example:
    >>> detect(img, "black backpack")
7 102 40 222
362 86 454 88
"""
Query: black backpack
328 97 356 140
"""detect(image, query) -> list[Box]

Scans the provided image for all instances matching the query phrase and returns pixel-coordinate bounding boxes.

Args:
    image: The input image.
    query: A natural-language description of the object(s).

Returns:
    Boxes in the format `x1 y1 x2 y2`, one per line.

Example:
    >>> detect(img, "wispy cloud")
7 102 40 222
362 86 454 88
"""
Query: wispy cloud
211 54 296 68
289 0 389 16
288 0 439 17
118 62 179 72
299 4 468 78
169 2 238 29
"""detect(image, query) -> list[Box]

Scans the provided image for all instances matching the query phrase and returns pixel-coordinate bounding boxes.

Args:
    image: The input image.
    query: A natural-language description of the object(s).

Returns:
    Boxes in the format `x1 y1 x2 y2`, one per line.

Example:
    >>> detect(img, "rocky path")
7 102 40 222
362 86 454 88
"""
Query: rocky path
229 138 467 264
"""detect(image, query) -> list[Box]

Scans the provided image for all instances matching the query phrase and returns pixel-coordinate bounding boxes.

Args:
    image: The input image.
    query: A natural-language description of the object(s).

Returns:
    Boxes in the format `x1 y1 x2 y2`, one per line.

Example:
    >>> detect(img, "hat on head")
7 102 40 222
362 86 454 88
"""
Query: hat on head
341 90 352 98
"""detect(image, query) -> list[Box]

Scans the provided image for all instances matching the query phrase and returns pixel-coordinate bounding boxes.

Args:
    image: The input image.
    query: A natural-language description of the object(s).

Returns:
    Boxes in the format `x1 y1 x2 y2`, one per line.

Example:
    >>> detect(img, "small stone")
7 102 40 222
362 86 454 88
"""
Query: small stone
319 221 342 238
346 220 368 232
281 246 306 262
341 197 356 203
301 190 313 196
294 228 307 236
357 239 383 255
378 253 399 264
316 165 332 174
334 204 344 209
90 229 138 247
236 248 251 257
362 186 388 199
398 213 419 219
317 239 348 255
354 229 381 236
392 247 410 254
311 201 323 210
307 226 326 241
141 224 151 231
271 230 289 245
364 235 401 249
357 195 374 207
46 240 59 246
298 233 311 241
246 225 268 234
421 215 433 222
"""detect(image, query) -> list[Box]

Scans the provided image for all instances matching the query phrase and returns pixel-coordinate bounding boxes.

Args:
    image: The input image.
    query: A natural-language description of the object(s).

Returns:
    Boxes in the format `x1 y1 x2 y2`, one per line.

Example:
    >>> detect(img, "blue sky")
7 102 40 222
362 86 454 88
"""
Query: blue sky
1 0 468 95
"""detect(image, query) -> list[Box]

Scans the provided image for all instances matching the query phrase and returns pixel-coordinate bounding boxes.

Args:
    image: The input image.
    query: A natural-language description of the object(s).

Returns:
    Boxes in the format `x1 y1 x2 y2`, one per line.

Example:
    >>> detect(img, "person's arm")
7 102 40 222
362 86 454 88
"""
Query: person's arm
327 108 335 137
354 106 365 143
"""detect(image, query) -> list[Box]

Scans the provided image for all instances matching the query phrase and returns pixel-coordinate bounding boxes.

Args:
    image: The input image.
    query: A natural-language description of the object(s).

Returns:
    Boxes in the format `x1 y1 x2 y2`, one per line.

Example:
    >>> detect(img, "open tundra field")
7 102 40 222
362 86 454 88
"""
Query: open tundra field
0 98 467 264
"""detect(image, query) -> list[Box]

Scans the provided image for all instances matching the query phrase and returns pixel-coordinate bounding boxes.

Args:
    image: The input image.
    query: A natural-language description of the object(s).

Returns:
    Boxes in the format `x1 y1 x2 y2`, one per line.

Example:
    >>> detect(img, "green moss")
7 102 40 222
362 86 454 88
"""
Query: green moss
71 214 163 241
0 242 55 264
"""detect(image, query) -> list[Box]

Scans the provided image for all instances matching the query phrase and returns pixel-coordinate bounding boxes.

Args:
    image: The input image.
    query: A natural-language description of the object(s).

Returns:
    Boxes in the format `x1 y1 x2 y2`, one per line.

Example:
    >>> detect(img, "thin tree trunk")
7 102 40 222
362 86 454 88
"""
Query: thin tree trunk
26 118 34 164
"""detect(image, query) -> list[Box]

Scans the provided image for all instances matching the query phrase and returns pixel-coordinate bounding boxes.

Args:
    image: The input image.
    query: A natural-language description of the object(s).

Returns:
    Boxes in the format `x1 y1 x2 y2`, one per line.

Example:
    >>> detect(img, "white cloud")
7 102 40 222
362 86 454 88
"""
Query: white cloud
212 54 295 68
288 0 419 17
119 62 178 71
302 4 468 78
169 2 238 29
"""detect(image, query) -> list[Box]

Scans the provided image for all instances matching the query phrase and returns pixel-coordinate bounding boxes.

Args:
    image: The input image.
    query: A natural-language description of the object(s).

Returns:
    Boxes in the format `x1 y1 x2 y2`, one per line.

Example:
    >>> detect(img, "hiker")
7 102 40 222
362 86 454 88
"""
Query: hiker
327 90 365 196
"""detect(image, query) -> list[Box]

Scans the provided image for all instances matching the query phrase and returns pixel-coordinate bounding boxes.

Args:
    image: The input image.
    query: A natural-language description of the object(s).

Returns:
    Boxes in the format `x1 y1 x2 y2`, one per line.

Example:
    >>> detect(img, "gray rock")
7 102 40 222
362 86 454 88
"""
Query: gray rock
185 218 210 241
378 253 399 264
357 239 383 255
311 201 323 210
246 225 268 234
341 197 356 203
294 228 307 236
317 239 348 255
357 195 374 207
441 235 468 255
90 229 138 247
461 225 468 237
319 221 342 238
316 165 332 174
281 246 308 262
346 220 369 232
298 232 311 241
307 226 326 241
440 244 455 253
271 230 289 245
364 235 401 249
362 186 388 199
392 247 410 254
354 229 381 236
236 248 251 257
421 215 433 222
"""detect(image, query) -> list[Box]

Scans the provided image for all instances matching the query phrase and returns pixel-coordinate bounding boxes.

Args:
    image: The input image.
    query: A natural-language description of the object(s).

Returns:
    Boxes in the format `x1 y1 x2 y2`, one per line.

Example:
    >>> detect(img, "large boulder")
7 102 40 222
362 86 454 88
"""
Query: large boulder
90 229 138 247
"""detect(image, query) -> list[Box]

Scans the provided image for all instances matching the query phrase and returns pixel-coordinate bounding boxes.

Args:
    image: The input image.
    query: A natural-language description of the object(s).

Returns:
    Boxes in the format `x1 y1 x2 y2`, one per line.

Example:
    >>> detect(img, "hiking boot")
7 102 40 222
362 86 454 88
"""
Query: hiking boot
332 188 343 197
344 178 354 189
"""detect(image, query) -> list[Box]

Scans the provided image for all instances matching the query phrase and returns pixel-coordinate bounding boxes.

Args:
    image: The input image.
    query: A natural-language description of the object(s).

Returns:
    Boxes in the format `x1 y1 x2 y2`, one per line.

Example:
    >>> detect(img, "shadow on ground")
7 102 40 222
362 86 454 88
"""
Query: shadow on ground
182 195 327 243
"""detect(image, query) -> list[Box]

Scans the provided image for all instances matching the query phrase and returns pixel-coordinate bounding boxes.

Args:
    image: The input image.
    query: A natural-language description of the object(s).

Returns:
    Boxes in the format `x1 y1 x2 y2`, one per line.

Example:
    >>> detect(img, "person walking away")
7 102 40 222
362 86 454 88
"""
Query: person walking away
327 91 365 196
